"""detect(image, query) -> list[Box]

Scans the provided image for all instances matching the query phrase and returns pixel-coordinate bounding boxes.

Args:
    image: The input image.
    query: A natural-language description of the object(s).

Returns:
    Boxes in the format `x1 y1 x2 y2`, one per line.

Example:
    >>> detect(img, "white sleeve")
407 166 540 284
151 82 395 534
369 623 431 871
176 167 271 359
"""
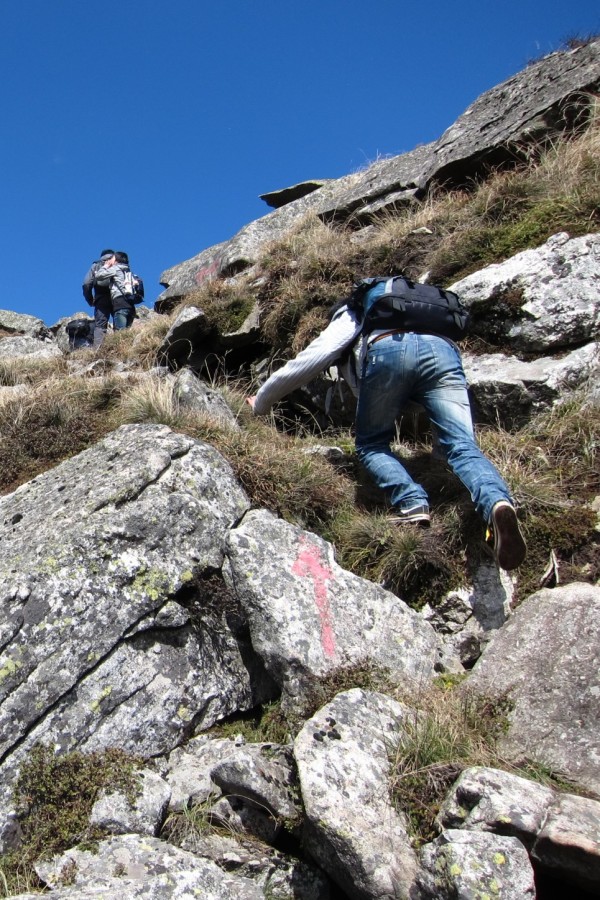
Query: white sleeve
253 308 361 415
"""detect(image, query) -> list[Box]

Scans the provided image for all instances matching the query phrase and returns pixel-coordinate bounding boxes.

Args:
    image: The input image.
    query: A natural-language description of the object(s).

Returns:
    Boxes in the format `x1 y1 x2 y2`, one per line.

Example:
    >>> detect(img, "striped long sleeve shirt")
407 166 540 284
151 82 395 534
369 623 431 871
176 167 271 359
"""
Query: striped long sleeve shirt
253 306 363 416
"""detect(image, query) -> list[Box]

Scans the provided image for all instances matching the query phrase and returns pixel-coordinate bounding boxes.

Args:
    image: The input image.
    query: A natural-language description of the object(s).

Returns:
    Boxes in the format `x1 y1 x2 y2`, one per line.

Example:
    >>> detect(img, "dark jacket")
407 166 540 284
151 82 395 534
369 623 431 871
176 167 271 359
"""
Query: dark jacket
82 260 112 307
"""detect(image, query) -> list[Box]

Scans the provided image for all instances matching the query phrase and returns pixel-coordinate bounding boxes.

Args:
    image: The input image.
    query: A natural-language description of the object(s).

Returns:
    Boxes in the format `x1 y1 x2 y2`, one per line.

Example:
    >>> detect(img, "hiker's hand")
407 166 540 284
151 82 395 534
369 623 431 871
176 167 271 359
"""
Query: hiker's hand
245 396 256 410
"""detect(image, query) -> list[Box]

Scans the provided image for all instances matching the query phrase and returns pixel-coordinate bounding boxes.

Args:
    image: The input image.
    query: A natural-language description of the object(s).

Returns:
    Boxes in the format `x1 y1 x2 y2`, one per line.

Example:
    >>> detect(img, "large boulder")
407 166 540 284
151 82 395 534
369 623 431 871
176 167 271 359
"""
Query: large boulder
0 309 50 339
463 583 600 796
0 334 61 360
451 232 600 353
34 834 263 899
415 829 535 899
0 424 275 807
463 341 600 426
294 688 418 900
429 39 600 185
438 766 600 893
172 368 241 430
167 831 331 900
226 508 440 711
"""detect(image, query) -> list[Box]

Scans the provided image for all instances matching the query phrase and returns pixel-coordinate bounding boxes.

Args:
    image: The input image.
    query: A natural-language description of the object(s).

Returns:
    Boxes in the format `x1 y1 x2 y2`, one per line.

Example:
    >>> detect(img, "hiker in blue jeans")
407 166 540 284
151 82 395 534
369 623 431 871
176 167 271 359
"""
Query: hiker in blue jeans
247 289 526 571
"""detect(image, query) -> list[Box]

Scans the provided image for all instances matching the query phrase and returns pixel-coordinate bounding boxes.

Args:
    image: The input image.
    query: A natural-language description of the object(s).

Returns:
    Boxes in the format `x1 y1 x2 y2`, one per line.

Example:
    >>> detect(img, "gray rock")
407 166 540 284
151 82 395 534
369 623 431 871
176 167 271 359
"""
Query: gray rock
0 334 61 360
532 792 600 892
173 368 240 430
464 341 600 426
218 301 261 350
163 734 247 812
421 563 514 667
463 583 600 795
226 509 439 711
451 232 600 353
156 305 212 369
210 743 299 819
158 42 600 301
437 766 555 849
416 829 535 899
0 424 275 805
89 768 171 837
430 40 600 186
260 180 331 209
294 688 418 900
209 794 279 843
439 766 600 893
0 806 22 855
0 308 50 338
34 833 263 899
174 831 330 899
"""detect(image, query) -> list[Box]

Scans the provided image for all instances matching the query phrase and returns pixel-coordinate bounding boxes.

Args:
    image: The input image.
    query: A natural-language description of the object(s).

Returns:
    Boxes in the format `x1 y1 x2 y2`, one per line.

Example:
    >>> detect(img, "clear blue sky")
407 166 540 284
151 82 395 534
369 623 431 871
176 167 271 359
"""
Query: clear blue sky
1 0 598 325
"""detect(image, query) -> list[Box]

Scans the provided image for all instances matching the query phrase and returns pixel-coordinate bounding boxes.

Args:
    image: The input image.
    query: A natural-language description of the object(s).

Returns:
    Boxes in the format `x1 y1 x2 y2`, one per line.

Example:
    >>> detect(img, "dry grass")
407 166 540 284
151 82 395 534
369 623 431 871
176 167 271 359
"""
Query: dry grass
97 314 174 369
389 684 504 845
0 355 71 387
388 679 576 846
116 374 184 428
329 508 466 609
0 375 124 493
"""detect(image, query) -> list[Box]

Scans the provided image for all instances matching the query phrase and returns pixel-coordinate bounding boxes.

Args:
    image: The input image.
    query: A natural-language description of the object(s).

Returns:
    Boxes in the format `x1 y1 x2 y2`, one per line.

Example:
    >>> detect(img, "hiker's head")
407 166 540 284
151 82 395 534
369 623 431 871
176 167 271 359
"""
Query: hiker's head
115 251 129 265
100 249 114 261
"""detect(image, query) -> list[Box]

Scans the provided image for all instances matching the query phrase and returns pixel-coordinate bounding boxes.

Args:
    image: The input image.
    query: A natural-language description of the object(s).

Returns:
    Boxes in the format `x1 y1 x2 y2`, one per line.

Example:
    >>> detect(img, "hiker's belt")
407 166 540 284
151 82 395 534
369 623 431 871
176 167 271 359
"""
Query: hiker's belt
368 329 406 346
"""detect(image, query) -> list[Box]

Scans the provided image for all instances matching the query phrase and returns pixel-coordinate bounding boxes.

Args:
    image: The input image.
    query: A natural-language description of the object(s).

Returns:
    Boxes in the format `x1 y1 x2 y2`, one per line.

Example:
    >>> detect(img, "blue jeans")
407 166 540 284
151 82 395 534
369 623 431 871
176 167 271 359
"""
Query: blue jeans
355 333 513 523
113 307 135 331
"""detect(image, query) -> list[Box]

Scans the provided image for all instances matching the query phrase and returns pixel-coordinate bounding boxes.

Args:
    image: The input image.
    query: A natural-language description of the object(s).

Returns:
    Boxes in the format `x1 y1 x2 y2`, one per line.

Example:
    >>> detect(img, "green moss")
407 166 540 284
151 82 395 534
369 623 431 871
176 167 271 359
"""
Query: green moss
209 699 290 744
128 568 175 603
90 685 113 712
518 506 597 599
0 744 144 895
0 657 22 683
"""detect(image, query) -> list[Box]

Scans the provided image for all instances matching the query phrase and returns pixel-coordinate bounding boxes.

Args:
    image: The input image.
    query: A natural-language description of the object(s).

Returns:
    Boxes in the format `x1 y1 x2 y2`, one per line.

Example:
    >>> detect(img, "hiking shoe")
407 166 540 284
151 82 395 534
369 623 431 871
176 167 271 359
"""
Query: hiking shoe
488 501 527 570
389 504 431 527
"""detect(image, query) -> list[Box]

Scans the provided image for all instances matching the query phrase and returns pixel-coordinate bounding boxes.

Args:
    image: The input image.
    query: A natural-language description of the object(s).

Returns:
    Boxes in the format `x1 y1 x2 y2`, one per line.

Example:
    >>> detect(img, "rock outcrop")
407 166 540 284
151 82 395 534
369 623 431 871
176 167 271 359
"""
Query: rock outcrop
158 41 600 303
464 583 600 796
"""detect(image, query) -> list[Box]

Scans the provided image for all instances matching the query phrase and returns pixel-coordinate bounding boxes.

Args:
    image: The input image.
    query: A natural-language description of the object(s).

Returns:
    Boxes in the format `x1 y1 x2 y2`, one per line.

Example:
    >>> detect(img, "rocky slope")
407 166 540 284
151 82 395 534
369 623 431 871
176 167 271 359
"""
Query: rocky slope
0 40 598 900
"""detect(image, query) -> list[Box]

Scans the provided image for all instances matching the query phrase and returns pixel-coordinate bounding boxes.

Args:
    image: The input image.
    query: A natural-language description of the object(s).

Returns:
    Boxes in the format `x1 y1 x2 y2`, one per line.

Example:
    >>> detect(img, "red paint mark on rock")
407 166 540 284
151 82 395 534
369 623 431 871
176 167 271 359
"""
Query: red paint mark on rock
194 258 220 286
292 537 336 658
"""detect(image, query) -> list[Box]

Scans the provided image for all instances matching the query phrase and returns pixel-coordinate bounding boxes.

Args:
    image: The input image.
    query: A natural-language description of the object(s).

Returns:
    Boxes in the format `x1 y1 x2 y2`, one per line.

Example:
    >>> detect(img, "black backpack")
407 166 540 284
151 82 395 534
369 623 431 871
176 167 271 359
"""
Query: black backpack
349 276 470 342
66 318 94 349
132 275 145 304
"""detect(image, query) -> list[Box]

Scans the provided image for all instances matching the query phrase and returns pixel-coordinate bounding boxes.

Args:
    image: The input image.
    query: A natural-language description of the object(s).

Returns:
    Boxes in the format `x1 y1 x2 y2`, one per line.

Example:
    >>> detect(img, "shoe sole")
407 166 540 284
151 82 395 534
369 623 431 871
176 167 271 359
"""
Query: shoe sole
389 513 431 528
492 505 527 570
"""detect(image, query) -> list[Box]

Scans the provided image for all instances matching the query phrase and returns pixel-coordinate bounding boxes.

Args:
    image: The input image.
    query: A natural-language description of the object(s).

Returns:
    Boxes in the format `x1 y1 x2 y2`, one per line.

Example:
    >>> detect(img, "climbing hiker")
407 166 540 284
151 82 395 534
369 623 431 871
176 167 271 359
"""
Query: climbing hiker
94 250 143 333
246 277 526 571
82 249 115 347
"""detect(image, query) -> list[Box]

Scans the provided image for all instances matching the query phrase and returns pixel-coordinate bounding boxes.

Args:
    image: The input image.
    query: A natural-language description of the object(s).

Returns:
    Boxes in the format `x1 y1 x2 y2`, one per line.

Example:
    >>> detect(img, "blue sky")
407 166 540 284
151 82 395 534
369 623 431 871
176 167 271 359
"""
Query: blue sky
1 0 598 326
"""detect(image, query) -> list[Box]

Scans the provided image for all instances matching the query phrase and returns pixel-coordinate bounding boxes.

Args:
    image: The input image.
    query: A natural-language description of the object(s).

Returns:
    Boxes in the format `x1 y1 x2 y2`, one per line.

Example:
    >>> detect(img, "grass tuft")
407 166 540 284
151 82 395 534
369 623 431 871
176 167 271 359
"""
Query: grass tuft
0 744 143 896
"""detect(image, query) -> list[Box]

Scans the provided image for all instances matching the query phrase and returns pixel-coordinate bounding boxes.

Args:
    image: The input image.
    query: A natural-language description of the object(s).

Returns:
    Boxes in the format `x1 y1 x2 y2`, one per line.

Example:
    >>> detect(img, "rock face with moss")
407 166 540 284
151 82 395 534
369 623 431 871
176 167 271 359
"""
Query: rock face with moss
464 583 600 796
415 829 536 899
0 423 274 804
294 688 418 900
452 232 600 352
438 766 600 893
226 509 440 712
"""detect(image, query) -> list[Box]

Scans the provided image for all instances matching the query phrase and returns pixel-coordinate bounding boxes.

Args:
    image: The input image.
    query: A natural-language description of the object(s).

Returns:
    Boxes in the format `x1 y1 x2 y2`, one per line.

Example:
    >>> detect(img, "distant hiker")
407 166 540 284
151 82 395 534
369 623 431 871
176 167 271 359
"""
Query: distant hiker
82 249 115 347
246 277 526 571
94 250 144 333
